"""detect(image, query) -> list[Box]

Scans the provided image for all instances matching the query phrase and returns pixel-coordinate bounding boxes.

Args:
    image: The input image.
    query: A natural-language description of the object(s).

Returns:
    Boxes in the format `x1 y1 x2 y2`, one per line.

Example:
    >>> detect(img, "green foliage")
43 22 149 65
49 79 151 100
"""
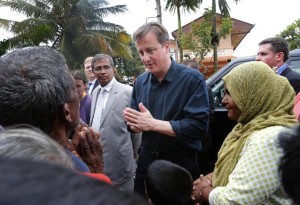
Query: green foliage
277 19 300 50
165 0 202 14
0 39 9 56
164 0 202 62
181 8 232 66
0 0 133 70
114 42 144 78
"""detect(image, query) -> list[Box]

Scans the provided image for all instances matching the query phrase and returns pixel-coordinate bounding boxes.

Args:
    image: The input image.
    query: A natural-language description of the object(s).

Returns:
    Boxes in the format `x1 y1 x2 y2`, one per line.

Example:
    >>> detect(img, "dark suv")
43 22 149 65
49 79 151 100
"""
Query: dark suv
206 48 300 163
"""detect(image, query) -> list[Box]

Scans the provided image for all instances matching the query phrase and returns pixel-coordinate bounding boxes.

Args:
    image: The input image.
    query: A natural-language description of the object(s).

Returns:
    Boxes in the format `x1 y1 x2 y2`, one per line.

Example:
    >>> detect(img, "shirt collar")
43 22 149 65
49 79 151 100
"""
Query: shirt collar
99 77 115 92
275 63 288 75
150 60 176 83
89 79 97 84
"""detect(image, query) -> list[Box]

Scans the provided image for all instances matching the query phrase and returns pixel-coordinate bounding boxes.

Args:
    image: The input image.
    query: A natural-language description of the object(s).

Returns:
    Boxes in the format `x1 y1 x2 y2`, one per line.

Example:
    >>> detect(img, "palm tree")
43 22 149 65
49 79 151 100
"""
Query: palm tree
165 0 201 63
0 0 132 69
211 0 239 71
164 0 239 66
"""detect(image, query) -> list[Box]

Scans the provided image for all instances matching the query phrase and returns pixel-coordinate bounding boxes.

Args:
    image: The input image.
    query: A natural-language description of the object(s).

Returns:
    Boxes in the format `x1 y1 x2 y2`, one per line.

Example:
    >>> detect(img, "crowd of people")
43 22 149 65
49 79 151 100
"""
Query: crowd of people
0 21 300 205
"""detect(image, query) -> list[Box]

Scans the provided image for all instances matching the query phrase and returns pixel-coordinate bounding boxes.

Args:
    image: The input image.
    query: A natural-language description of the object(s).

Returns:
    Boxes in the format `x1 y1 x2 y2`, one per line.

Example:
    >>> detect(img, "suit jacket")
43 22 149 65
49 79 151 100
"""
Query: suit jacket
90 81 141 185
281 67 300 94
91 80 99 93
87 80 99 95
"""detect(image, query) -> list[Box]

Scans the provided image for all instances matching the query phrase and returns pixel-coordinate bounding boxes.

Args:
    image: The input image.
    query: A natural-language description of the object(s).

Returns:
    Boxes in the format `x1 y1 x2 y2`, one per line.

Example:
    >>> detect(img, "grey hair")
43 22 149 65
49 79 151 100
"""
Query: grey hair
0 127 74 169
0 46 74 134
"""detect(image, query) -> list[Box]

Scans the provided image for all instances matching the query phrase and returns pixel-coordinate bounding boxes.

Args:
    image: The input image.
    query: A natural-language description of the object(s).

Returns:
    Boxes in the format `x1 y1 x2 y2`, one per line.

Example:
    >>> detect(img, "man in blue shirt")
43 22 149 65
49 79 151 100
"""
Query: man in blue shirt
123 22 209 198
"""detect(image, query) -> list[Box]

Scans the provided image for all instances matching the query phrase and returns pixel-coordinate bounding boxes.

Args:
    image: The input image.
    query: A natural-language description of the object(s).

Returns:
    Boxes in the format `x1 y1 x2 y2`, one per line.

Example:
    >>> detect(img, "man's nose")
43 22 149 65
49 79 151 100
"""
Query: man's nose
142 54 150 62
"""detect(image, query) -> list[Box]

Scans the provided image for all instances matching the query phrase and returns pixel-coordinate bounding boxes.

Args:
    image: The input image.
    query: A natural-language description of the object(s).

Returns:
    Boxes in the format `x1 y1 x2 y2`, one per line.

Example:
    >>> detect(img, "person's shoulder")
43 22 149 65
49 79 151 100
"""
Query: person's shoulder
91 86 100 96
174 62 205 80
81 94 92 105
283 67 300 78
115 80 131 88
83 94 91 101
137 70 150 78
66 150 90 172
134 71 151 84
249 126 287 144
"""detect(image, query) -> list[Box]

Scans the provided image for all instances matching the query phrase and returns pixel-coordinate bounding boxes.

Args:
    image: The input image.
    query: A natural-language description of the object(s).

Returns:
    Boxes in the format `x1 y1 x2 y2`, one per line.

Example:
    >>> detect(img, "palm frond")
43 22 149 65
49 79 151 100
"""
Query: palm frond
0 0 49 18
0 18 15 29
94 5 127 18
218 0 230 17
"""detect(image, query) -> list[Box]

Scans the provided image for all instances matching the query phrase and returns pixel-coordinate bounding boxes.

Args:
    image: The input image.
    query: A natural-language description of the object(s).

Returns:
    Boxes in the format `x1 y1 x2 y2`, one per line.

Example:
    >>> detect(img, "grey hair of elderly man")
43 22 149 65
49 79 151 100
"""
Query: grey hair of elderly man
0 126 74 169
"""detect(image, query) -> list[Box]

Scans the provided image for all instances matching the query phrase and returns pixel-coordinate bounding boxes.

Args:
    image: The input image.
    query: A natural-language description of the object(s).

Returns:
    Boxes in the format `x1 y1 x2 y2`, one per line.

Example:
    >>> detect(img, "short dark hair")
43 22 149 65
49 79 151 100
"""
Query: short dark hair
145 160 193 205
73 70 87 84
278 125 300 205
258 37 289 62
0 157 149 205
91 54 114 70
133 22 169 45
0 46 73 134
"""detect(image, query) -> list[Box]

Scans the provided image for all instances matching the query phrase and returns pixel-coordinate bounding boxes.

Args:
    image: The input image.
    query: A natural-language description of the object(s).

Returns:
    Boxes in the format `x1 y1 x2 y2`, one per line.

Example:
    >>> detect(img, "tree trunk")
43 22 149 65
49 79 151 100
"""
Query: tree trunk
212 0 218 72
177 6 183 63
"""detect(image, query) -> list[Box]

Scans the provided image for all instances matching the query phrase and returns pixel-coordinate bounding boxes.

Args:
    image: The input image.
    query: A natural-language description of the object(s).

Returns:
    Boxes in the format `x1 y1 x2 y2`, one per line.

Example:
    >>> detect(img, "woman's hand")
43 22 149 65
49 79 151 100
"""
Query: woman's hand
192 173 213 204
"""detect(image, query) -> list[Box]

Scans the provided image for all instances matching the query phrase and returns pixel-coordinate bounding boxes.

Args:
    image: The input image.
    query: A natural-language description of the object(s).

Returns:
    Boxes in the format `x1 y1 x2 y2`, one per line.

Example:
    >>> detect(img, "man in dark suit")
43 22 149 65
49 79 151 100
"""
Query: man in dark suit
90 54 141 192
84 56 99 95
256 37 300 94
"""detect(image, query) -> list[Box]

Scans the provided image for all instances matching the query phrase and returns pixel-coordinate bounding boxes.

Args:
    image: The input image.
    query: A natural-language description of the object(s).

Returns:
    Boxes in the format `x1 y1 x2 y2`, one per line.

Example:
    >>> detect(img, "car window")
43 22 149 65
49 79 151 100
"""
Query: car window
208 50 300 108
211 80 225 108
290 59 300 73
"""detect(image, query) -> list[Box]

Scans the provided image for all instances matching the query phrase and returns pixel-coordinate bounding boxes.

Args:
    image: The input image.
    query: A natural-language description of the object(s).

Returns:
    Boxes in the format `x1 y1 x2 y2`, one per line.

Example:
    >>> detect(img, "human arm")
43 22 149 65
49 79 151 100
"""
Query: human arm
124 70 209 143
167 73 209 151
124 103 176 137
192 173 213 204
209 127 288 205
70 125 104 173
131 131 142 160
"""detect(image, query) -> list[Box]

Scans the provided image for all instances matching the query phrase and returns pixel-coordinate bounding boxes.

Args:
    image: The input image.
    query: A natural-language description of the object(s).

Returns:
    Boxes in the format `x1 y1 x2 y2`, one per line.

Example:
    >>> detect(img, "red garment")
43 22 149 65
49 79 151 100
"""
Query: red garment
82 172 112 184
293 93 300 121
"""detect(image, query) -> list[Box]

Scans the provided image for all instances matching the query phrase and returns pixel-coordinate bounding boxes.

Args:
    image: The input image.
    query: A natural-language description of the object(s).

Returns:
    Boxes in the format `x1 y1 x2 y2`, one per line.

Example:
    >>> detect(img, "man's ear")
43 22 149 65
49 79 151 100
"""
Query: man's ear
164 41 170 53
63 103 72 122
277 52 284 62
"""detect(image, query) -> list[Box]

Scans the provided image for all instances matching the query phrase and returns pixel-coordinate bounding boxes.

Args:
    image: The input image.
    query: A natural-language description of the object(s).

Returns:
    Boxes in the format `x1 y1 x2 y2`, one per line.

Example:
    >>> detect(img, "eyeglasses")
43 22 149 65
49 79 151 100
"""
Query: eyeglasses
93 65 112 73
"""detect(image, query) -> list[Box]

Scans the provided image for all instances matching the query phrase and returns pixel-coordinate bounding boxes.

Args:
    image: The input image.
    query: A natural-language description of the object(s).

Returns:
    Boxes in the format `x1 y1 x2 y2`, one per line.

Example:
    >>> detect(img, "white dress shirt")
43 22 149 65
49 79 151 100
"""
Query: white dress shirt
91 78 115 132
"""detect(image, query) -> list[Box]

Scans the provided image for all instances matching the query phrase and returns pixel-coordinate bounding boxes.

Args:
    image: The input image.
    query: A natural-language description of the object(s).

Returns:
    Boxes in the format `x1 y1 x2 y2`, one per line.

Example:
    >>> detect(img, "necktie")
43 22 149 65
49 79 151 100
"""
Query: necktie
87 82 93 94
91 89 105 132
